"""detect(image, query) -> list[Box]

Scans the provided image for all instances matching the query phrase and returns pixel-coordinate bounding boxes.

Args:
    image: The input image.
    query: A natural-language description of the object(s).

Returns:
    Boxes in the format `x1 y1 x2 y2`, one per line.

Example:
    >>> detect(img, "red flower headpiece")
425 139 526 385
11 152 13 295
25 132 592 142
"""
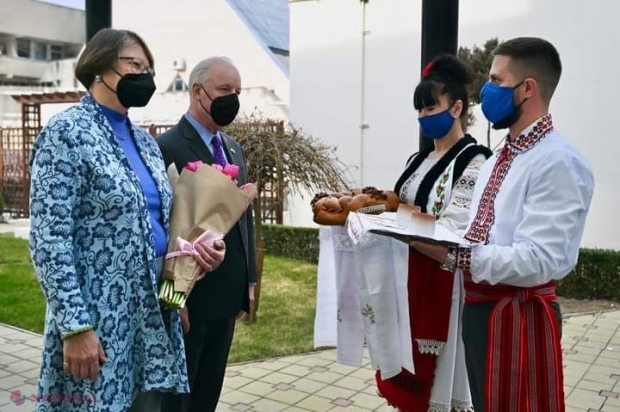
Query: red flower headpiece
422 61 434 78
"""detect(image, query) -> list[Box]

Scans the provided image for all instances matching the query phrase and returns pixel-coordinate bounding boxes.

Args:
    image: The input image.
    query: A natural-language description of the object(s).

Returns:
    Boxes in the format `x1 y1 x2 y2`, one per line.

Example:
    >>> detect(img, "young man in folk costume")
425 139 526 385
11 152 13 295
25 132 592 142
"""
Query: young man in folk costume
411 37 595 412
376 55 492 412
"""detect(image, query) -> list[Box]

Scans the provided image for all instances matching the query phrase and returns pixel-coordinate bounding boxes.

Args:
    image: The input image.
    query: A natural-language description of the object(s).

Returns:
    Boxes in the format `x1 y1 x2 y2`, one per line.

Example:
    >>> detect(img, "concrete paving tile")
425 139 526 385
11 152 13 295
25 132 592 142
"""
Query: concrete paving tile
238 380 276 397
330 405 374 411
238 367 272 380
229 402 254 412
278 365 312 378
279 355 317 365
570 353 599 365
0 355 21 367
348 368 376 381
349 392 386 411
574 345 605 356
323 362 363 376
566 388 604 410
0 375 28 391
10 348 41 363
604 394 620 407
565 359 592 378
296 395 336 412
589 365 620 377
598 349 620 360
296 357 333 368
304 371 343 385
264 388 309 405
583 372 619 385
3 360 39 376
260 372 299 385
314 351 338 362
564 374 580 388
250 398 289 412
219 390 260 406
289 378 327 395
332 375 370 392
223 375 254 390
579 379 617 392
254 360 291 372
215 402 234 412
314 385 356 401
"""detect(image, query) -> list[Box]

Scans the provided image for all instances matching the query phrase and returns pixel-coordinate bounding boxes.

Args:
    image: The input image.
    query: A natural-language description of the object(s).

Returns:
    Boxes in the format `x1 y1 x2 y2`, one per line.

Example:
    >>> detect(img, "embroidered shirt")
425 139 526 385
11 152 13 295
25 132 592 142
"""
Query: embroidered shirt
459 115 594 287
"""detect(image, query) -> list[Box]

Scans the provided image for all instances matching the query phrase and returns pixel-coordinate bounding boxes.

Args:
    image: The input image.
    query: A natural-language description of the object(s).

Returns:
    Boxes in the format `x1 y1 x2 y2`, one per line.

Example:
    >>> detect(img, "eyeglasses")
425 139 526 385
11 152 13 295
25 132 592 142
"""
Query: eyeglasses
118 56 155 76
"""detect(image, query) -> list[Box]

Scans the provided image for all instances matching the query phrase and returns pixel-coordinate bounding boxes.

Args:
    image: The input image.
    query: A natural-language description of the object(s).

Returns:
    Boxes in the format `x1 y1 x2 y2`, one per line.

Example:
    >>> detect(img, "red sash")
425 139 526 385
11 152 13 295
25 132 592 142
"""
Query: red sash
464 274 565 412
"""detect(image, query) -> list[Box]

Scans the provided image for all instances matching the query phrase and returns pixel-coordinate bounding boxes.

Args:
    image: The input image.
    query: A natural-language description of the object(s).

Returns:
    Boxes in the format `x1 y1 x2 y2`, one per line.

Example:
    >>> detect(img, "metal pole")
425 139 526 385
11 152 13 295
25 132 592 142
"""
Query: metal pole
85 0 112 41
419 0 459 151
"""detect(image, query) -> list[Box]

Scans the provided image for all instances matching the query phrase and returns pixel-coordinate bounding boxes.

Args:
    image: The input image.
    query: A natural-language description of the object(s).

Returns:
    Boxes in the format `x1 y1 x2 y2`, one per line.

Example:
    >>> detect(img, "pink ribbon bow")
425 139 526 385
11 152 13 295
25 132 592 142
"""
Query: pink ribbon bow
165 229 223 260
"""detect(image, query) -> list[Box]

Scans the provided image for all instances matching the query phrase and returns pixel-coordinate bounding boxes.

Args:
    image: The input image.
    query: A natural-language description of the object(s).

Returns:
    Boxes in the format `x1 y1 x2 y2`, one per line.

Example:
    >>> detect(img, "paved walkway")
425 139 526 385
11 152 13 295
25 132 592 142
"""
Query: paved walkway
0 311 619 411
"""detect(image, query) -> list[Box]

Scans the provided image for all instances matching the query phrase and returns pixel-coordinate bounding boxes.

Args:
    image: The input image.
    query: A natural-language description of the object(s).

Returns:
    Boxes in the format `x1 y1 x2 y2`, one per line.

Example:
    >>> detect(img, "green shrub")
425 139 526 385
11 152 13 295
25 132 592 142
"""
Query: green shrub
262 224 320 264
263 226 620 302
557 248 620 302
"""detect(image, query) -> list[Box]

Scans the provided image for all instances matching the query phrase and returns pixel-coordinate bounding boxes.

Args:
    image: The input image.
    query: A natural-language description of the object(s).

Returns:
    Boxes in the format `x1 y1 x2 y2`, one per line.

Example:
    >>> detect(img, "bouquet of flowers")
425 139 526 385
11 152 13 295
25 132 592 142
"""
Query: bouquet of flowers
158 160 258 308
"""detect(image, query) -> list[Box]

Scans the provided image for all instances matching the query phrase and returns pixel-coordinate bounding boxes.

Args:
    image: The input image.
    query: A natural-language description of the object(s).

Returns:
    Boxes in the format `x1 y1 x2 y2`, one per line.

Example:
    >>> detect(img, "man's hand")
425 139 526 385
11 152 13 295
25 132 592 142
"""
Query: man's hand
179 306 190 334
194 239 226 274
63 330 107 381
249 284 256 307
409 241 449 264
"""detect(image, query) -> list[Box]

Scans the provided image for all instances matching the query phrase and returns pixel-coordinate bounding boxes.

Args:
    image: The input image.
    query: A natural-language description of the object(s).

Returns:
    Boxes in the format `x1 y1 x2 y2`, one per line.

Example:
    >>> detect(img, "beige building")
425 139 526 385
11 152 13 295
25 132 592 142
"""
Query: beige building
112 0 290 124
0 0 84 126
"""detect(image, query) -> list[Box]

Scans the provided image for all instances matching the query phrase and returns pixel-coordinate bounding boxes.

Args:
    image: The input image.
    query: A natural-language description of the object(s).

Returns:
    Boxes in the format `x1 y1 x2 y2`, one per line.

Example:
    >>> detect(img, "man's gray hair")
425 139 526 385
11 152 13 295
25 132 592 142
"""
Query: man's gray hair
188 56 234 91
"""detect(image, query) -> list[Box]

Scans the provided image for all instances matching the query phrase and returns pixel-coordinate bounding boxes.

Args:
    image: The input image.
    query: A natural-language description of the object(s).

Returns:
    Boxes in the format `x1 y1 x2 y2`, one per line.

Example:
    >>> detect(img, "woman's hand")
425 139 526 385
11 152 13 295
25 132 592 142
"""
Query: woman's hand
194 240 226 275
179 306 190 334
63 330 107 381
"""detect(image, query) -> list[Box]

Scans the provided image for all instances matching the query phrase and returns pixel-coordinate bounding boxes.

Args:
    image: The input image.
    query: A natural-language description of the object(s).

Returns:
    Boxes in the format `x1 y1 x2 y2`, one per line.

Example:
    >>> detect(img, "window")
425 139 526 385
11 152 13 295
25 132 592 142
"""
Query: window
33 42 47 60
50 45 62 60
166 74 188 93
16 39 31 58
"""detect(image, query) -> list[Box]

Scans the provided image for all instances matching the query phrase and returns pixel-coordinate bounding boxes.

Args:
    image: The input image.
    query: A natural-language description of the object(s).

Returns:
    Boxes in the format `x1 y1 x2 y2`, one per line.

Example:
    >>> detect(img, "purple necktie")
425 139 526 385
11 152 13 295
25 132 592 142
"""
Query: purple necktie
211 134 227 166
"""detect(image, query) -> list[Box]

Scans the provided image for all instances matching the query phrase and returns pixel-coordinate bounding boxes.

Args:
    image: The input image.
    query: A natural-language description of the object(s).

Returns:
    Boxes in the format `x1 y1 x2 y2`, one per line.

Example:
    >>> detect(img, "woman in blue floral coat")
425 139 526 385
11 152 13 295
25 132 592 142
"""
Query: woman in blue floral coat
29 29 225 412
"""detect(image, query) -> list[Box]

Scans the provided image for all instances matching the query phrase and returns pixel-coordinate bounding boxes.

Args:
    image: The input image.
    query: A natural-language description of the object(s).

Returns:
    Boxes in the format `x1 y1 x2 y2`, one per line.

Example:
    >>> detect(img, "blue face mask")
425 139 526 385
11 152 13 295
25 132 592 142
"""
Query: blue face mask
418 109 455 140
480 81 525 128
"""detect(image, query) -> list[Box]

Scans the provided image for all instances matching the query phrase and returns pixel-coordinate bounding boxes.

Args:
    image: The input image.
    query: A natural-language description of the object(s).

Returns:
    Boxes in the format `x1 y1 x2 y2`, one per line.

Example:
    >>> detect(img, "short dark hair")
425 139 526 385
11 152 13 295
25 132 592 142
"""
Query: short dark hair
74 28 154 89
493 37 562 102
413 54 473 122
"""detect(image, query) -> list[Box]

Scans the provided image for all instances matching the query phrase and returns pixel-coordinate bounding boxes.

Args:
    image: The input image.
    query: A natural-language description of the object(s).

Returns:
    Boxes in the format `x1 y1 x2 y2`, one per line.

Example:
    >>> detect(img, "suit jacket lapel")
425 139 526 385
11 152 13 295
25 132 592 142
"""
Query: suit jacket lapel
179 117 216 165
220 135 240 166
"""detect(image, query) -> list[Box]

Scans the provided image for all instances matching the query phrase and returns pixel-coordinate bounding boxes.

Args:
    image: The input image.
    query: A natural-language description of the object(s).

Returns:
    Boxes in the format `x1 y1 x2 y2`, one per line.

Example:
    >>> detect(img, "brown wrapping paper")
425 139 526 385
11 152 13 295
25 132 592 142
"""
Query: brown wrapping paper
162 162 258 295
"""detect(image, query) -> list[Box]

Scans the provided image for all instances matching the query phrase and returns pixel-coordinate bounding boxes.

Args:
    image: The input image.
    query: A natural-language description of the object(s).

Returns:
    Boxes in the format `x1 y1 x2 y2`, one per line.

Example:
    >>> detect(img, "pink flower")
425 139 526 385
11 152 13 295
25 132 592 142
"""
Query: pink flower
223 164 239 179
185 161 204 172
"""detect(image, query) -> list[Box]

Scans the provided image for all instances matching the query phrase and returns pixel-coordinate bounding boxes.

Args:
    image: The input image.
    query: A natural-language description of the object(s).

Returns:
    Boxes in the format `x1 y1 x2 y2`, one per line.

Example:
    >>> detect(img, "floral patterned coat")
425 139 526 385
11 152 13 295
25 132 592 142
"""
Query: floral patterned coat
29 94 189 411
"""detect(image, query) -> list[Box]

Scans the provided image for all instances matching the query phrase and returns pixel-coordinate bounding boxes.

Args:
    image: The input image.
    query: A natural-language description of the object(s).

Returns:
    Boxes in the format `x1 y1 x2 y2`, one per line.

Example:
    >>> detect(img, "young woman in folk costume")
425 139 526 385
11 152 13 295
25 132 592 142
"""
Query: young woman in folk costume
378 55 492 412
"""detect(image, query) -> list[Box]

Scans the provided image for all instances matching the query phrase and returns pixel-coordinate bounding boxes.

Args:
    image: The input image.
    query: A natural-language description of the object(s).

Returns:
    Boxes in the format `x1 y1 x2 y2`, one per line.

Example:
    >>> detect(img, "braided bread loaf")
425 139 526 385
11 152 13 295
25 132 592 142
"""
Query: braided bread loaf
311 186 400 226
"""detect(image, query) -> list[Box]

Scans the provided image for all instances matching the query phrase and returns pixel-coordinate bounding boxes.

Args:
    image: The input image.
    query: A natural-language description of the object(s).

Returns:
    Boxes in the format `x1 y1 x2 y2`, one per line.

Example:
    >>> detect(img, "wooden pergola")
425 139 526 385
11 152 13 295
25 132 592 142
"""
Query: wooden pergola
0 91 84 216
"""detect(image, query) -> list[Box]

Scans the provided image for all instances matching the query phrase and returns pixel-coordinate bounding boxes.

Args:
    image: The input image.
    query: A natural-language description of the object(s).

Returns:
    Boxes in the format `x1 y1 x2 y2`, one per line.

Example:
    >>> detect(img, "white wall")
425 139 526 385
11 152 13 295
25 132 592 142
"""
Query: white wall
112 0 289 124
290 0 618 250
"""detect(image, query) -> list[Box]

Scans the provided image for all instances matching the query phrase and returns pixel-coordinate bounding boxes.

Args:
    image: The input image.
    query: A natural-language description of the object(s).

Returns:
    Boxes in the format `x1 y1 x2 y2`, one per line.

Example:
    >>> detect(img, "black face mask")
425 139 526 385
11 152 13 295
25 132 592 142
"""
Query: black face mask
199 85 240 127
102 70 156 108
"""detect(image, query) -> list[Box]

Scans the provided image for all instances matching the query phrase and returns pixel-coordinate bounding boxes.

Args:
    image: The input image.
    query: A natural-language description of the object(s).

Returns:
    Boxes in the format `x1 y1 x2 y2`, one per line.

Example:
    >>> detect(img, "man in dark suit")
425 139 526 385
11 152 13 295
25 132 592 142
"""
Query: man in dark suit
158 57 257 412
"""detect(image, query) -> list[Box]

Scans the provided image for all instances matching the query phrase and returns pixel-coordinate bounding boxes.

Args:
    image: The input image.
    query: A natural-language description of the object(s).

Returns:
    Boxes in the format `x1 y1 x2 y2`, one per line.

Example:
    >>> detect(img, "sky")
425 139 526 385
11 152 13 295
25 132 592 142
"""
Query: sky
37 0 85 10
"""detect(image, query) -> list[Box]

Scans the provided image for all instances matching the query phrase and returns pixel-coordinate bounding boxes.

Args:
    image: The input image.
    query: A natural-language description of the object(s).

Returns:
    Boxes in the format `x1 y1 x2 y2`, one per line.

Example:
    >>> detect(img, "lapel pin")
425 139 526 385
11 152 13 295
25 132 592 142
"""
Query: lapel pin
230 148 236 154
